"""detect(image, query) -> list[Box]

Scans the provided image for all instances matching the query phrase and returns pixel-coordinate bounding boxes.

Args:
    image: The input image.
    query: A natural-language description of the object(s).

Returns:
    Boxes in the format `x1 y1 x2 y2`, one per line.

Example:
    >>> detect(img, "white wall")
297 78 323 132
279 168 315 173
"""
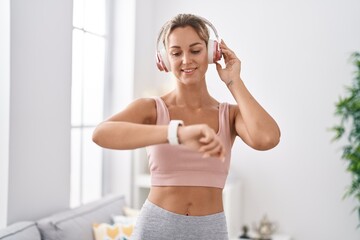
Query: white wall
0 0 10 229
134 0 360 239
7 0 72 224
133 0 158 98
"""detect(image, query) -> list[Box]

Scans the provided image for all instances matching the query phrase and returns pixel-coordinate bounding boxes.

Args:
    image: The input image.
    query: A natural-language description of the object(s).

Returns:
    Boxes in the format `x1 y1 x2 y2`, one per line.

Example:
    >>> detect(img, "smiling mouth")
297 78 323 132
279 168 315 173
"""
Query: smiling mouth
181 68 197 73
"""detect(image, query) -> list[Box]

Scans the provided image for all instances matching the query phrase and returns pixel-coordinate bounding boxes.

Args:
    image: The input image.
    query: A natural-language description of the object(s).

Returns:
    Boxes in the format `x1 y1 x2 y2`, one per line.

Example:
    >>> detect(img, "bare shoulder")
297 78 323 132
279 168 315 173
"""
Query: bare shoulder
106 97 157 124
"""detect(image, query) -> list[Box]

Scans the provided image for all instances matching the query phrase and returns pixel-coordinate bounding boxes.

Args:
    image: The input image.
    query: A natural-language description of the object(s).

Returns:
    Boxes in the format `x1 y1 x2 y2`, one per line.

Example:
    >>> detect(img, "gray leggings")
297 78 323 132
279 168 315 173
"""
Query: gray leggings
131 199 229 240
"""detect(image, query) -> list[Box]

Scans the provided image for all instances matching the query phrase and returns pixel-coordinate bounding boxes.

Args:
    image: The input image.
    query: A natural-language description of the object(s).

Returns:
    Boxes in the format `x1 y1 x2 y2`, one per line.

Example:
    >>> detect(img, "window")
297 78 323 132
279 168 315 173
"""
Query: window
71 0 107 208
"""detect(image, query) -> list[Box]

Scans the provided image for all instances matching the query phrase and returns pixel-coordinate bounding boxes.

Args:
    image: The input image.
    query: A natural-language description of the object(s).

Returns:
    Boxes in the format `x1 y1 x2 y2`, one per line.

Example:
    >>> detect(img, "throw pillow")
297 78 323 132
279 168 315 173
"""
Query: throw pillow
93 223 134 240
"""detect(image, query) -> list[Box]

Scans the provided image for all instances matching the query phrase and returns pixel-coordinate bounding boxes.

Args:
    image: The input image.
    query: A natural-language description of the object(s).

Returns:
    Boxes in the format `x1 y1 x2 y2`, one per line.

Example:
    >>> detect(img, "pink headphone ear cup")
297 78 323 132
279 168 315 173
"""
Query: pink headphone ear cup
213 40 222 62
207 39 222 64
156 47 170 72
156 52 166 72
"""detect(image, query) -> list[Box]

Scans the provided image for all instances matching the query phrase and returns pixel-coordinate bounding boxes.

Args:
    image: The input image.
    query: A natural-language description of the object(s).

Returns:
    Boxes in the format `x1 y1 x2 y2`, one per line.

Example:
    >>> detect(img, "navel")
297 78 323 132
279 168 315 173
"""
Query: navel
184 202 192 216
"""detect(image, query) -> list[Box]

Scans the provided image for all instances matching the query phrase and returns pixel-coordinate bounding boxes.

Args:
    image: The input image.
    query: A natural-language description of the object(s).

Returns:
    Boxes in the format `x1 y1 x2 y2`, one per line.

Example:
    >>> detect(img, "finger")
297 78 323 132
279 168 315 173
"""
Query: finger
199 139 218 152
202 145 225 161
222 52 234 64
219 147 226 162
215 62 223 71
214 146 226 162
220 40 230 51
199 128 215 143
206 139 226 161
203 144 223 157
199 135 213 144
221 48 236 58
222 51 228 62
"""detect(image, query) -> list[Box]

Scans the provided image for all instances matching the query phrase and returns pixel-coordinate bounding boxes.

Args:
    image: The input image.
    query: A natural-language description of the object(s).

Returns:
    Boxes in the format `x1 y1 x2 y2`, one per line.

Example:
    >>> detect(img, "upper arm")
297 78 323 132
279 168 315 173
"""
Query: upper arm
105 98 157 125
230 104 255 148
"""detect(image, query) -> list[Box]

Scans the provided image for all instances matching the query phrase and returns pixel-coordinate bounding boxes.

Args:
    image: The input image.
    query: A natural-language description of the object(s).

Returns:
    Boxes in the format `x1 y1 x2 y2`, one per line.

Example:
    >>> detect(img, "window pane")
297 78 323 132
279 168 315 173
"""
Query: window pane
81 127 102 204
70 128 82 208
71 0 106 208
71 29 84 126
82 33 105 125
73 0 84 28
84 0 106 34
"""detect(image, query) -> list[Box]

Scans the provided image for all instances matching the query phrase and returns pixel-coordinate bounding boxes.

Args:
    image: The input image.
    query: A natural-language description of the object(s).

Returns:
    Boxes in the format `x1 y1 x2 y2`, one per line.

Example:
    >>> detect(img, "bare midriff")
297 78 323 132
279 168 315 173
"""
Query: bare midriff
148 186 224 216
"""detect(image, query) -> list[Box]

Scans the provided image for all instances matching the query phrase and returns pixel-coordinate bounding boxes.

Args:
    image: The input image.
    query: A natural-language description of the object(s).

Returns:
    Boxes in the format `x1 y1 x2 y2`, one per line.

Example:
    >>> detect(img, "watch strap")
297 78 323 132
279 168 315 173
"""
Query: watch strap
167 120 184 145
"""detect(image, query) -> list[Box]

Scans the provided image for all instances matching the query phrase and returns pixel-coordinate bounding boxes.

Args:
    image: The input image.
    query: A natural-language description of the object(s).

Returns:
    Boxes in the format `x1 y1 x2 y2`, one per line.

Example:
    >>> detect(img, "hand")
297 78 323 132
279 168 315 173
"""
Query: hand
177 124 226 161
215 40 241 85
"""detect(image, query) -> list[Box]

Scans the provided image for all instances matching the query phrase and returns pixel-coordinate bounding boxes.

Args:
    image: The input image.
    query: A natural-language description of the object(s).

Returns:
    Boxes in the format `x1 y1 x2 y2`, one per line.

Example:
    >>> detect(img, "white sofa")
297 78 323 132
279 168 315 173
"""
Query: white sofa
0 194 126 240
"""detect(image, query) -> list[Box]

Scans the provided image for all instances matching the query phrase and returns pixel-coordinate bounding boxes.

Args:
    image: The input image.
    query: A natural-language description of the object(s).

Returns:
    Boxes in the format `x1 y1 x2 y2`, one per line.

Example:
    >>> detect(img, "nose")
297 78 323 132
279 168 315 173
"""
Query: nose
182 52 192 64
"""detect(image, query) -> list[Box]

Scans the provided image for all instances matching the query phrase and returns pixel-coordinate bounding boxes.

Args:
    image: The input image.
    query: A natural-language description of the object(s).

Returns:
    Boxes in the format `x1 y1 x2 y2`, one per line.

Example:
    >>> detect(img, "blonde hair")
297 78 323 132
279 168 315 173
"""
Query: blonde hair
159 14 210 48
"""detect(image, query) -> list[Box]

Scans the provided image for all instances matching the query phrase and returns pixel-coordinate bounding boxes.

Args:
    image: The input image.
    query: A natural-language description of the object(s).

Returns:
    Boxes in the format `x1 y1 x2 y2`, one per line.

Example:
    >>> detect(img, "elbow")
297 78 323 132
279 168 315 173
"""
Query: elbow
92 122 129 150
92 124 105 147
252 133 281 151
267 134 281 149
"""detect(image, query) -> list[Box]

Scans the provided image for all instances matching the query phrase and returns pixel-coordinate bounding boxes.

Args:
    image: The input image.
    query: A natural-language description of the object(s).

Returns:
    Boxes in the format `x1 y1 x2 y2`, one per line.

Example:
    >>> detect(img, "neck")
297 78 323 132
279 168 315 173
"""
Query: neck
171 78 214 108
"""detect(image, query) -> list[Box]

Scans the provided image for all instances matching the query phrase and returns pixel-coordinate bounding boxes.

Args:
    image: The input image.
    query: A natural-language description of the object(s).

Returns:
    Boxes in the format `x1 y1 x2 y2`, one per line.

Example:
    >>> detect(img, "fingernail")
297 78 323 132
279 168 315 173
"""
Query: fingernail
202 154 209 158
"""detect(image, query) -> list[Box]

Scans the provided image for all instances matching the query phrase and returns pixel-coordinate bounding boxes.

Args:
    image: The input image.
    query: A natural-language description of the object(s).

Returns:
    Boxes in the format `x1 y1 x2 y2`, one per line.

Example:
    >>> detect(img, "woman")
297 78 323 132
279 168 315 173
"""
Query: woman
93 13 280 240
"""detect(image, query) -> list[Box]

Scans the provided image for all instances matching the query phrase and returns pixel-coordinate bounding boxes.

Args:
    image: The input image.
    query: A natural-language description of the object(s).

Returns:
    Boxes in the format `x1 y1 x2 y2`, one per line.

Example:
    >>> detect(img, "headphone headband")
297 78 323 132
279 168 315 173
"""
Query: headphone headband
156 15 220 51
197 16 220 41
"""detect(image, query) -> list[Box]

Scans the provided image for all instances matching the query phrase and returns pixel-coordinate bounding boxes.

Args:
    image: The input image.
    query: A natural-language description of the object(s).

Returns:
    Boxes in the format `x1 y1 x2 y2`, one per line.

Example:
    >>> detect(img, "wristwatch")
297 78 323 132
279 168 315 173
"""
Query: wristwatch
167 120 184 145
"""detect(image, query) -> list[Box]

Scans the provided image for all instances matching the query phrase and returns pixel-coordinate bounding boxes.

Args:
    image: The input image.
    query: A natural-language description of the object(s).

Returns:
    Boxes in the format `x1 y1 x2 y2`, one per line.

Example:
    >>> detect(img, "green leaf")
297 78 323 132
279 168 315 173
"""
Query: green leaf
332 51 360 226
330 125 345 140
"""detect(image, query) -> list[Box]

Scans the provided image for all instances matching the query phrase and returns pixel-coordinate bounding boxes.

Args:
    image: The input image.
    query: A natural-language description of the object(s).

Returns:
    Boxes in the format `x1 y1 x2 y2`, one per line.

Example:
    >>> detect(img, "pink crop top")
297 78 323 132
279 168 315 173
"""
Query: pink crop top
146 97 232 189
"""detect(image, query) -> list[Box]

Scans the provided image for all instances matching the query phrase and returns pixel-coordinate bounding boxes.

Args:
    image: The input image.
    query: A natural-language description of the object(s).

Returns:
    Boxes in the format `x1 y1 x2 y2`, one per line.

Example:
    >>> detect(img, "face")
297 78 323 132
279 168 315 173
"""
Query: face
166 26 208 84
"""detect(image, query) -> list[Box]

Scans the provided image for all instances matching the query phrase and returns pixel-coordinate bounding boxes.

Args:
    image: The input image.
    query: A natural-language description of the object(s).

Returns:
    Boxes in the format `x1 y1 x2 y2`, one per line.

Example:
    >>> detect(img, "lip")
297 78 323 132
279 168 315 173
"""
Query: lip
181 68 197 74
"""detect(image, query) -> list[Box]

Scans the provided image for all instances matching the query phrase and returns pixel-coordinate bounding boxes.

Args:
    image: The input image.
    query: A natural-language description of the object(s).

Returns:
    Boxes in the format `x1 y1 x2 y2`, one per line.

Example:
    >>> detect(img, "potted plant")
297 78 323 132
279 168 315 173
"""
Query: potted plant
332 52 360 226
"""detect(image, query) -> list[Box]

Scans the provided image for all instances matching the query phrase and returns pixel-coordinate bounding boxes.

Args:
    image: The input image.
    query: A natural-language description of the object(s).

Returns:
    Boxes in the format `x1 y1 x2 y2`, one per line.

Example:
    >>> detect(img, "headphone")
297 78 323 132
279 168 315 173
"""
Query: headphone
155 16 222 72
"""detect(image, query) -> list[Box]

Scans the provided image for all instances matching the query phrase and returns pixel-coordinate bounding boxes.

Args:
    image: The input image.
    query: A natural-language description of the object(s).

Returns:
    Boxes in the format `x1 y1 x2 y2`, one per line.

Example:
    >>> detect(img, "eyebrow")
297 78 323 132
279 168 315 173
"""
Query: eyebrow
169 42 203 49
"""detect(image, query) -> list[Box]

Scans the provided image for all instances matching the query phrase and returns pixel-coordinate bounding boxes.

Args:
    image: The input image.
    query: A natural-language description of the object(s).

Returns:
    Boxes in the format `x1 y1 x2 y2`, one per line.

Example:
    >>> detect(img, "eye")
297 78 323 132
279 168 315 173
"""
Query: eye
171 52 181 57
191 50 201 54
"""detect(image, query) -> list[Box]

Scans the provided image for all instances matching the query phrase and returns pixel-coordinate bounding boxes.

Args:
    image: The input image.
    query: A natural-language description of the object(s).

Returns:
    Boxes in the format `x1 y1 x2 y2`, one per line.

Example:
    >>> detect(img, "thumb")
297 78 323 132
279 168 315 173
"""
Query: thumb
215 62 223 72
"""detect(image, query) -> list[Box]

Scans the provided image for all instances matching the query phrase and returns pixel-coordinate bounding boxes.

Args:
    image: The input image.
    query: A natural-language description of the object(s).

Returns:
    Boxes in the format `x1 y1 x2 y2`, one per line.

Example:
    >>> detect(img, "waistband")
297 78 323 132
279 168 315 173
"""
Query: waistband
143 199 226 221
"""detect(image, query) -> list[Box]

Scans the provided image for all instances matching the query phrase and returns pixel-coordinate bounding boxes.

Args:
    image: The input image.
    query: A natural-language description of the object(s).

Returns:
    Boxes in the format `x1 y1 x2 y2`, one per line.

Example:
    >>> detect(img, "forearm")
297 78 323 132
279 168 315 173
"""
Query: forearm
228 77 281 148
92 121 168 150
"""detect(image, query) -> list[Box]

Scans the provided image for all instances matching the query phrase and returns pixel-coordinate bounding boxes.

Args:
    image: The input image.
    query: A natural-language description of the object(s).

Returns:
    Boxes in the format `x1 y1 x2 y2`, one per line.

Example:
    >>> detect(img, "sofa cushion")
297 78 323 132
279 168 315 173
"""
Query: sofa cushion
93 222 133 240
0 221 41 240
37 194 126 240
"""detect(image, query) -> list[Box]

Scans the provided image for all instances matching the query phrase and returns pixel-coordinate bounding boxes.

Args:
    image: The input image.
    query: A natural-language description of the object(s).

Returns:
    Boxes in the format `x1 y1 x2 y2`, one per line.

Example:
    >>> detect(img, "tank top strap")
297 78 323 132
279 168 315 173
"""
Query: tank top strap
152 97 170 124
218 102 232 148
219 103 230 127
